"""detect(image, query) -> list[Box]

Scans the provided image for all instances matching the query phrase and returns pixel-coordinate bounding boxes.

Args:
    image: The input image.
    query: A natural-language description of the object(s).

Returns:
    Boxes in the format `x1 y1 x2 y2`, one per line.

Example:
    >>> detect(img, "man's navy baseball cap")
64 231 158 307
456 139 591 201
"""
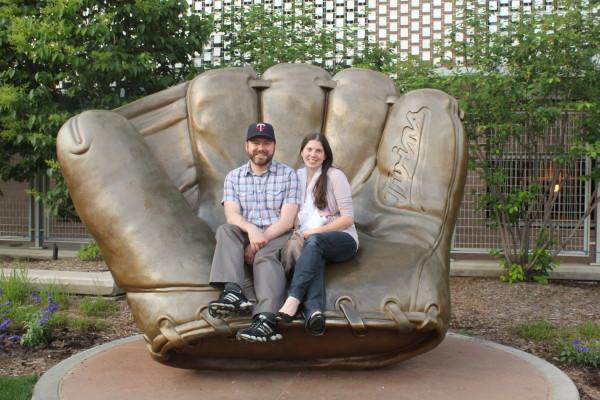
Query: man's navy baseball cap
246 122 275 142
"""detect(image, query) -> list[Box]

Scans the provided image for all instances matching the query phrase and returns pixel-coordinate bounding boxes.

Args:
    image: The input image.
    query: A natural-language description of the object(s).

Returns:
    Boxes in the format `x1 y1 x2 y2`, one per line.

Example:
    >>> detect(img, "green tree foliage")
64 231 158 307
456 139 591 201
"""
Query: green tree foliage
0 0 210 214
217 4 352 73
437 0 600 282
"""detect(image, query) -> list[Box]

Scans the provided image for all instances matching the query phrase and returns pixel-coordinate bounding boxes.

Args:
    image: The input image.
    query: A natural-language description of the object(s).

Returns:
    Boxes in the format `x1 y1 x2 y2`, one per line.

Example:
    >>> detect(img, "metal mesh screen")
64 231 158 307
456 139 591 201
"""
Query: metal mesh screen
0 180 30 240
452 113 590 255
44 180 92 242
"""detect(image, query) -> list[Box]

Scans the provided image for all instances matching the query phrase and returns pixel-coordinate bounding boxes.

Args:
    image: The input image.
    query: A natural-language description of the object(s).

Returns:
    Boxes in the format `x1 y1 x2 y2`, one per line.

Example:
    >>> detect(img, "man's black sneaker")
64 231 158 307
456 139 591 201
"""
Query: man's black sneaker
236 313 282 342
208 283 253 318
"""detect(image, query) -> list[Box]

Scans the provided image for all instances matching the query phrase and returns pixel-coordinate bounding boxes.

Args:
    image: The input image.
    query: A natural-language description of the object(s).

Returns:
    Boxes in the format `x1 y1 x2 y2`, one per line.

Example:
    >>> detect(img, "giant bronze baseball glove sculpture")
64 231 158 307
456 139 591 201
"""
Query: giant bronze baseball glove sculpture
57 64 466 369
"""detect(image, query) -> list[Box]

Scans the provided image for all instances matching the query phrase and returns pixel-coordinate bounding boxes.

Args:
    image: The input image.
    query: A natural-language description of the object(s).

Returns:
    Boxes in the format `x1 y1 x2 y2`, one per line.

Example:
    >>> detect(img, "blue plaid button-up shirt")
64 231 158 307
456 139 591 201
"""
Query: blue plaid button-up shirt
222 160 300 230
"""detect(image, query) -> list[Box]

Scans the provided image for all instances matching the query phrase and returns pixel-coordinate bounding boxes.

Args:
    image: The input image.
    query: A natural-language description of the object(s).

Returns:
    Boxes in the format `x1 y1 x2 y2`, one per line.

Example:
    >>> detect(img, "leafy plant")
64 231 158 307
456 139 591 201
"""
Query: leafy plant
499 262 526 284
29 160 77 219
437 0 600 281
560 338 600 368
218 4 352 73
20 292 58 347
0 0 211 216
77 241 101 261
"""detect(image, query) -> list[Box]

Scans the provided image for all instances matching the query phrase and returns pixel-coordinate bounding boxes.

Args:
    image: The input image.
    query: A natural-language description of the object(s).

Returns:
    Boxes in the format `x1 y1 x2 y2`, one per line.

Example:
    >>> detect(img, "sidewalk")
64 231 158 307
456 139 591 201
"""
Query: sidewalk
1 244 599 297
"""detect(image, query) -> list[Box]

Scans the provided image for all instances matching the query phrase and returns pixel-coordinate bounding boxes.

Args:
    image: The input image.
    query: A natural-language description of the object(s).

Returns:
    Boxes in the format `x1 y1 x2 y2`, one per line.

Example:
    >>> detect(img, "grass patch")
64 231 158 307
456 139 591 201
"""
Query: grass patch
68 317 108 332
575 321 600 340
0 268 32 304
79 296 118 318
453 328 474 336
514 320 560 342
0 375 38 400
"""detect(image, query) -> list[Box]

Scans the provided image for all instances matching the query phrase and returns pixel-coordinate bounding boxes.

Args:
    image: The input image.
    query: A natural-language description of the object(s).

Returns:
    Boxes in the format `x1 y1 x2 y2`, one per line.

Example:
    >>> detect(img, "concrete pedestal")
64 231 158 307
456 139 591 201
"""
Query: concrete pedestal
33 333 579 400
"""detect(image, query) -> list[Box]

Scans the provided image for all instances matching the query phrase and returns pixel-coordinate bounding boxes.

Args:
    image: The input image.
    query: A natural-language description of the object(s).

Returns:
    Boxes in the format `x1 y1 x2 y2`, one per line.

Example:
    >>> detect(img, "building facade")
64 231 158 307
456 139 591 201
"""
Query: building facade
187 0 558 67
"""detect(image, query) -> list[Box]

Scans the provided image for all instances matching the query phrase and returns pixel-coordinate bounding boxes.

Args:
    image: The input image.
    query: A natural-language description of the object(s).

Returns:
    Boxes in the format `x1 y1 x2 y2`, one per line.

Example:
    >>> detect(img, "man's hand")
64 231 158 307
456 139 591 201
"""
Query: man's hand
244 244 256 264
247 225 268 253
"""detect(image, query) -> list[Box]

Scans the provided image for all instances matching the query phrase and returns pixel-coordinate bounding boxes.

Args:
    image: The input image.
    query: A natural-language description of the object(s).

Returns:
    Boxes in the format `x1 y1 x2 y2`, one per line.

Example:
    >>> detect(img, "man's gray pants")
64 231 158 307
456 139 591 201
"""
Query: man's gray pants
209 224 290 316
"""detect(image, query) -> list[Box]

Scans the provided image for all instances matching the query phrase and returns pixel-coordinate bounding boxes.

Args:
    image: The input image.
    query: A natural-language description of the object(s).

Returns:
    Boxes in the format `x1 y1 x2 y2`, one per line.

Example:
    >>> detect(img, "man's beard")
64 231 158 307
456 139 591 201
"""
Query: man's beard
249 151 273 166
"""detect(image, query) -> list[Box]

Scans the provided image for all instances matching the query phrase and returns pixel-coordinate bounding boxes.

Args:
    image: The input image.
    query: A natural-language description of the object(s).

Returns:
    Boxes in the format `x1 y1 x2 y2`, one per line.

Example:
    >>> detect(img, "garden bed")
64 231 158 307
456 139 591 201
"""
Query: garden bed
0 258 599 400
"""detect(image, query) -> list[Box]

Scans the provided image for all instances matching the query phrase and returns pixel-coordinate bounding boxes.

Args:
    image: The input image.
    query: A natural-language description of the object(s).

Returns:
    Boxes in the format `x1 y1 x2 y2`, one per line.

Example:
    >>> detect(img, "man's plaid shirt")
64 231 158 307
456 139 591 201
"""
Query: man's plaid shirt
222 160 300 230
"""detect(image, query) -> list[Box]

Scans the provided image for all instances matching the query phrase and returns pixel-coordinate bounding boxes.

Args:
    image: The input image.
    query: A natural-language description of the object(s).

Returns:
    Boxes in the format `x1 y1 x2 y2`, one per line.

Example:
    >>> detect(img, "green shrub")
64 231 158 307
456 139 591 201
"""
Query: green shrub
499 262 526 283
77 241 101 261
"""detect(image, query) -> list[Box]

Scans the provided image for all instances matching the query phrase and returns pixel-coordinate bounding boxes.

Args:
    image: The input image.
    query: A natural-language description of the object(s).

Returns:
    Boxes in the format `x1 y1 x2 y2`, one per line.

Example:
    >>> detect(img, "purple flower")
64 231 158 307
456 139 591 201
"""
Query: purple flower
47 302 58 313
0 318 10 330
37 313 50 325
579 346 589 353
31 291 41 304
1 300 10 307
7 334 20 341
0 333 5 340
572 339 581 346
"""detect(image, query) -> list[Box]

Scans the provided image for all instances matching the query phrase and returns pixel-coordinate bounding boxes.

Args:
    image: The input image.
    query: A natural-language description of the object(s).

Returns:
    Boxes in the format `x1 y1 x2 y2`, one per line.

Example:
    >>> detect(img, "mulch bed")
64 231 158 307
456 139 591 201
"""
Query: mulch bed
1 258 599 399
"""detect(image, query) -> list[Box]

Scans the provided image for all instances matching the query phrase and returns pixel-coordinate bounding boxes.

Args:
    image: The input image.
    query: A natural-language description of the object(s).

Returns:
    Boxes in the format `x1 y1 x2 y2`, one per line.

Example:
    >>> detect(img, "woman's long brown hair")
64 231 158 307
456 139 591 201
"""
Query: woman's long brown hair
300 133 334 210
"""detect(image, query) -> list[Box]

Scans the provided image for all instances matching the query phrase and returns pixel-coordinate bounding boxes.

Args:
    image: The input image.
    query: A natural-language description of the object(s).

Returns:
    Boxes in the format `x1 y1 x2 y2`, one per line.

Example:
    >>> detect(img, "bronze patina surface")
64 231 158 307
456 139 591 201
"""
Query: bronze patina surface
56 63 467 369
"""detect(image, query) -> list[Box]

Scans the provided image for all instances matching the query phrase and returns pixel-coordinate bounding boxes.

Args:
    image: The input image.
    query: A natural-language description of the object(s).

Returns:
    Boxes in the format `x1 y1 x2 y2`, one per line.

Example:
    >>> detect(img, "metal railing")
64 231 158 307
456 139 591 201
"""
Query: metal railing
452 113 592 258
0 112 595 258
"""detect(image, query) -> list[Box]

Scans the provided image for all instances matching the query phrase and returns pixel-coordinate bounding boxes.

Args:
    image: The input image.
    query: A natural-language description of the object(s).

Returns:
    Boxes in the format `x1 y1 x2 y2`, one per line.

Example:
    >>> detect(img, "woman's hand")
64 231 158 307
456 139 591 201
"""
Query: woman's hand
302 228 317 238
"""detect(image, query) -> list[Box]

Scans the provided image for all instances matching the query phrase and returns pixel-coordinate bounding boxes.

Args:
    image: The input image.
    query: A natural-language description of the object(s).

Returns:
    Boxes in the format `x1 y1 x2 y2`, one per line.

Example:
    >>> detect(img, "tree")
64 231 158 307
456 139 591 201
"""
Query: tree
216 4 352 74
0 0 211 215
438 0 600 282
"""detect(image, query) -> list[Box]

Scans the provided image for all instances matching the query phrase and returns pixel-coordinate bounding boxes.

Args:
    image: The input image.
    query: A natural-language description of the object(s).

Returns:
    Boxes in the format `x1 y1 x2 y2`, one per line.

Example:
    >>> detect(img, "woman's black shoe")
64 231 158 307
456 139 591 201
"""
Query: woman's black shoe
305 311 326 336
276 311 295 323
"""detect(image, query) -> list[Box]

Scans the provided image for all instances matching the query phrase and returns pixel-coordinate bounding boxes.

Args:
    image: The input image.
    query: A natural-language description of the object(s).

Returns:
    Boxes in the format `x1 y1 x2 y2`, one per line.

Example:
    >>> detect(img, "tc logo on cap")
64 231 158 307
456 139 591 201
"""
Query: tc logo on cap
246 121 275 141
